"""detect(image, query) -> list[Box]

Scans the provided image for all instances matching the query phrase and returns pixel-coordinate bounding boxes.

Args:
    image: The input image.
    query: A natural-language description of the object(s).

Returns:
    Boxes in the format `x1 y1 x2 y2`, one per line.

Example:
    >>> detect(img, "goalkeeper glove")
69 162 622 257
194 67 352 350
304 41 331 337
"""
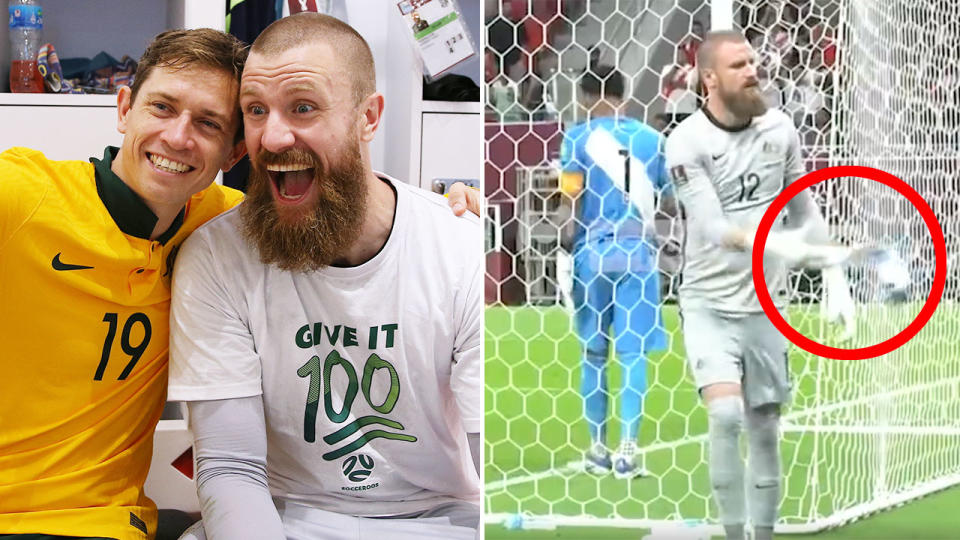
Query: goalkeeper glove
821 265 856 341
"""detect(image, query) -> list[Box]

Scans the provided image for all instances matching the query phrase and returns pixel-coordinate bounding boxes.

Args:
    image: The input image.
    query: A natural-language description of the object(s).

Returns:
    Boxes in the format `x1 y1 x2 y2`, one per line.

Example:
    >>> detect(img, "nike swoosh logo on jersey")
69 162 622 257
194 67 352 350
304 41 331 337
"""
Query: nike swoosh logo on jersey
712 153 725 160
52 253 94 271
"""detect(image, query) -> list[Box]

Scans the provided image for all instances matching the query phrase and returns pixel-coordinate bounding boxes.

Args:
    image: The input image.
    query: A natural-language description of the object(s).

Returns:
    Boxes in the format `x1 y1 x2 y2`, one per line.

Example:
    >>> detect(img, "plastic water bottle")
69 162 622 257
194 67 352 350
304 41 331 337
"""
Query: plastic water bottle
503 513 556 530
8 0 44 93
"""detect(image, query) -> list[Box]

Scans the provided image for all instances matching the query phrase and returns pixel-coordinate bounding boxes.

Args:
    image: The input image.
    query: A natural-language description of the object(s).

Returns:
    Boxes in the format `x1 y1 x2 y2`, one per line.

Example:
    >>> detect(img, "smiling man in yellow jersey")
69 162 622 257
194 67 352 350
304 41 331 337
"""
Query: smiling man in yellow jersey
0 27 481 540
0 29 248 540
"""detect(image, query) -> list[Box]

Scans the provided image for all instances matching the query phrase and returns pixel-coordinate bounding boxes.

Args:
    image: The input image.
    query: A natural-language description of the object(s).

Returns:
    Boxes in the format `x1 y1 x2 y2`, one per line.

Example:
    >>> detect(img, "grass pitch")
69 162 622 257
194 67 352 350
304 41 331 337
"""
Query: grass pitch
485 302 960 537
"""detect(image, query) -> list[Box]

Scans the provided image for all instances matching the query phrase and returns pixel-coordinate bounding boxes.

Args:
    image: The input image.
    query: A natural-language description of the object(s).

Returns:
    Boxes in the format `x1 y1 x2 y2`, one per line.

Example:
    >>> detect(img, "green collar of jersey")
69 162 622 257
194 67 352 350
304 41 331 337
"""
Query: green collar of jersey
90 146 185 244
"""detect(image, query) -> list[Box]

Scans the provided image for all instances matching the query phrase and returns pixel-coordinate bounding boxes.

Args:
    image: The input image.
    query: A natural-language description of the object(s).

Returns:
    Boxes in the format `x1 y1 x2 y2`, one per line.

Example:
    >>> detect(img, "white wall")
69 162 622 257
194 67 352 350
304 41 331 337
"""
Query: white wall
344 0 422 182
344 0 481 184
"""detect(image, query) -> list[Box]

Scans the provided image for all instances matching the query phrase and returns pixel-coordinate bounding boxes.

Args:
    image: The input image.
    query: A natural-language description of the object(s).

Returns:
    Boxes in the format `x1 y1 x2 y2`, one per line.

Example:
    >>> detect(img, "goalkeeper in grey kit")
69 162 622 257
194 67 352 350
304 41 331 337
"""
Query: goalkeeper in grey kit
664 31 855 540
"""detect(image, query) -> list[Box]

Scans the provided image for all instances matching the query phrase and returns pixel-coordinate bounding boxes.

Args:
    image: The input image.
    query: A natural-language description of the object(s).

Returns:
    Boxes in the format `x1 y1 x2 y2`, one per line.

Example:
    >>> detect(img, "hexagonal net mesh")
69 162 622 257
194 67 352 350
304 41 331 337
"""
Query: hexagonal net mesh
736 0 960 532
484 0 960 532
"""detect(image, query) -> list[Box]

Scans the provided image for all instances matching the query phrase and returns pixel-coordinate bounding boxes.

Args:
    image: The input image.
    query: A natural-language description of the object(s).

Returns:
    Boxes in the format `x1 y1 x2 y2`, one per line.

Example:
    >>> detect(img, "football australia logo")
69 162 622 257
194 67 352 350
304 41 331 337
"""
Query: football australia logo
342 454 375 482
341 453 380 492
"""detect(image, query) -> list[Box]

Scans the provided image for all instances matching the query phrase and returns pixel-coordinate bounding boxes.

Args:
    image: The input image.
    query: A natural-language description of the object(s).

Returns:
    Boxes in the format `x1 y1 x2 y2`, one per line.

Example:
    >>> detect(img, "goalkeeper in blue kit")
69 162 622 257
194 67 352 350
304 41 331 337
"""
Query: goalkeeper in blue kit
559 65 677 479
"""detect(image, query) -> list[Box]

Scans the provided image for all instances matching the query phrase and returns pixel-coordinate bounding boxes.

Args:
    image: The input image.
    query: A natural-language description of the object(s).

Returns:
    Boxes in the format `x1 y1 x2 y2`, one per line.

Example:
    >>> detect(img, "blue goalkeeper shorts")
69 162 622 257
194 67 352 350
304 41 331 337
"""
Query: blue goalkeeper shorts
572 242 667 356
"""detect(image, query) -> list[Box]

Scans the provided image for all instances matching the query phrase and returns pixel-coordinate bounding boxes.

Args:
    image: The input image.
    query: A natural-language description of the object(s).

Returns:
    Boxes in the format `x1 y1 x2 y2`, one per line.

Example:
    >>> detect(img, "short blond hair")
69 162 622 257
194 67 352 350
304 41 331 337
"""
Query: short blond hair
250 13 376 103
696 30 748 76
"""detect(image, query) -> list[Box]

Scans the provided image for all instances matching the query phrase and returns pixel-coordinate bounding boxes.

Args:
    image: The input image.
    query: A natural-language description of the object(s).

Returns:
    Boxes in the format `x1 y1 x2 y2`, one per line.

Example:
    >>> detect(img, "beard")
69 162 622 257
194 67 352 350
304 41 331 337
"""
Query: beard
240 141 368 272
719 81 768 119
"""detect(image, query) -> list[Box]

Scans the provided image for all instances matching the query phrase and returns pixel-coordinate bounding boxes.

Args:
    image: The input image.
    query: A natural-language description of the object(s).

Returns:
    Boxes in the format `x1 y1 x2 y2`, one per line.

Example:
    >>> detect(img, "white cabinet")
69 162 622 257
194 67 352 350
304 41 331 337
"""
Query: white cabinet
0 94 120 160
419 101 483 192
350 1 482 188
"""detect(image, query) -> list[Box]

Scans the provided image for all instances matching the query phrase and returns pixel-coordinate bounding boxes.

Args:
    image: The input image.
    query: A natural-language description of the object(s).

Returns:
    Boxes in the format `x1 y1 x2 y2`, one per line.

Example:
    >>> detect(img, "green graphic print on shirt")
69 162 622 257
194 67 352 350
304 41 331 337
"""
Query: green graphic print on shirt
295 322 417 461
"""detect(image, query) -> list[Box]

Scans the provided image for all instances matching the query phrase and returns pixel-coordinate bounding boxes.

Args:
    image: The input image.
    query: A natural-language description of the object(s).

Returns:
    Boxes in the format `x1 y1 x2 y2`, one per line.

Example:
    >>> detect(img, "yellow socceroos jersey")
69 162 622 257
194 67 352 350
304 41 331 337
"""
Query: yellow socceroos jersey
0 147 243 539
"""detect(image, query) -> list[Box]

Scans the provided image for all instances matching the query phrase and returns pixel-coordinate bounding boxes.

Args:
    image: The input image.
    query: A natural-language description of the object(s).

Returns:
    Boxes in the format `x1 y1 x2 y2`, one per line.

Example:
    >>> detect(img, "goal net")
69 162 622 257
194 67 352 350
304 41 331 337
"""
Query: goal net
779 0 960 530
484 0 960 533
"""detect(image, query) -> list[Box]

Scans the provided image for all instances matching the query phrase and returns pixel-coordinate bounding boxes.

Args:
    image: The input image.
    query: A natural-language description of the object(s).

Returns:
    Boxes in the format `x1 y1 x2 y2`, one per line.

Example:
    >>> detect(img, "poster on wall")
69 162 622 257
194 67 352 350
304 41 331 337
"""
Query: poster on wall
396 0 475 80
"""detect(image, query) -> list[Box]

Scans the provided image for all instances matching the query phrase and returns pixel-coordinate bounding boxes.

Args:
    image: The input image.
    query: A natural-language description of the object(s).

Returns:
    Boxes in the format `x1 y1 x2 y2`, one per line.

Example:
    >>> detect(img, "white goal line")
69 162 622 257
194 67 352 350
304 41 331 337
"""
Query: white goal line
483 472 960 533
485 375 960 491
781 423 960 436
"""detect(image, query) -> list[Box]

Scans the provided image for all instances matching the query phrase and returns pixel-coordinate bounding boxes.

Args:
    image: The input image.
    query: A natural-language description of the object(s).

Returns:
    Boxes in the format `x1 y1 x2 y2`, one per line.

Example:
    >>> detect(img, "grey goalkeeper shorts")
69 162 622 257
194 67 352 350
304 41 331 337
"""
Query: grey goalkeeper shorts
681 308 791 408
